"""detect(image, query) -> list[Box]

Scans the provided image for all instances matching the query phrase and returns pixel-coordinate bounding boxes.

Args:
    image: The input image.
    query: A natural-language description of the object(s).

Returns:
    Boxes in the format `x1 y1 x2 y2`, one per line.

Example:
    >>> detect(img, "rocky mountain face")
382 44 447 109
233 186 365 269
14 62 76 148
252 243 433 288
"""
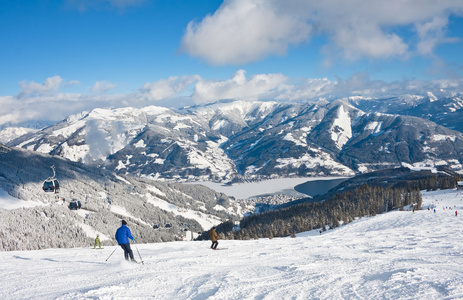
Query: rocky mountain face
7 97 463 181
350 93 463 132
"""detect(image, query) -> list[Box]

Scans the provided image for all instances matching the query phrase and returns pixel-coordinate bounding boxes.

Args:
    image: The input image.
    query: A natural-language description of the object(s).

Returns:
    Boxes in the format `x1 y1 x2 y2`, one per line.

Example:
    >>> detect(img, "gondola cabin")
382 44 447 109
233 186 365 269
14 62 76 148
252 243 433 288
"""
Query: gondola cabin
458 181 463 190
69 201 81 210
43 179 60 193
43 165 59 193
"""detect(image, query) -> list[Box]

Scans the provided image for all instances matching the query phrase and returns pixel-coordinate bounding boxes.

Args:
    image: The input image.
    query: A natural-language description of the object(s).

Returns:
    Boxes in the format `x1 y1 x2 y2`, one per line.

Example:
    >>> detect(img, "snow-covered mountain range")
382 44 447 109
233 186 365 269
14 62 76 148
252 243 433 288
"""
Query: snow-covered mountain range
6 96 463 181
2 94 463 253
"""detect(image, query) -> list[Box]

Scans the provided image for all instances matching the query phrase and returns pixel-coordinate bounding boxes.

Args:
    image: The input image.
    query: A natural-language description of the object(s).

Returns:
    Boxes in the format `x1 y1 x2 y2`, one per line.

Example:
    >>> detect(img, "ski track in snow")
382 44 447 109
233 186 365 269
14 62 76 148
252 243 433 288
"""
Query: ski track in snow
1 189 463 299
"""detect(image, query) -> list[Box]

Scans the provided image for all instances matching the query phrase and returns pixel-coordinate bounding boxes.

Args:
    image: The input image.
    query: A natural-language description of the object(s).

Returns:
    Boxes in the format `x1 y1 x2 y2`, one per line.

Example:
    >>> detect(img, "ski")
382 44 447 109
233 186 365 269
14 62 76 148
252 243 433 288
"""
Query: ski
212 248 228 250
125 259 142 264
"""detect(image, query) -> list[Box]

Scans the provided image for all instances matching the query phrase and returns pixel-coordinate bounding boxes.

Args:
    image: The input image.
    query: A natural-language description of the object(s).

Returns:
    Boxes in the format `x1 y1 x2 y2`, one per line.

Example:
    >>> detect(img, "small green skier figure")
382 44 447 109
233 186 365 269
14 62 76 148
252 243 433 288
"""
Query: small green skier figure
94 235 102 249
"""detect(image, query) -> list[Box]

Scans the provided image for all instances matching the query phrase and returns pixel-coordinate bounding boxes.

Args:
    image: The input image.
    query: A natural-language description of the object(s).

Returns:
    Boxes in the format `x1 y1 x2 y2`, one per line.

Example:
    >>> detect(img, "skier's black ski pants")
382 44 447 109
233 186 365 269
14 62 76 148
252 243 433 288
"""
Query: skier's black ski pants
120 243 134 260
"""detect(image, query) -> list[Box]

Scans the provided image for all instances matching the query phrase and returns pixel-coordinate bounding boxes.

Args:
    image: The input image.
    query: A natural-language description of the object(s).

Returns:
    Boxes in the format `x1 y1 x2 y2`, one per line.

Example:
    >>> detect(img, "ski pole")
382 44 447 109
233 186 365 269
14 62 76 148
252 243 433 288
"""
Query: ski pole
105 246 118 262
133 241 144 264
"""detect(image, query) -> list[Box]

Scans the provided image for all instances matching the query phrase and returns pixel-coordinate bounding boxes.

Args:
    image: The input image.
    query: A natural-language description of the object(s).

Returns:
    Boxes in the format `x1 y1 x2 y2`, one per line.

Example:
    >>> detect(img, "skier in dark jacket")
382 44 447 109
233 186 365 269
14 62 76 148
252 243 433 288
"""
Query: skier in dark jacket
115 220 136 262
209 226 219 249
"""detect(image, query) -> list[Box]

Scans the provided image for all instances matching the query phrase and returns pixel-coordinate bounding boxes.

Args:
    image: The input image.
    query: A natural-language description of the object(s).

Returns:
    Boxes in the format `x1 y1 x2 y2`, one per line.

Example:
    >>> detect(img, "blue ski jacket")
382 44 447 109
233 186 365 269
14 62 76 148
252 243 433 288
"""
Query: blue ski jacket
115 225 134 245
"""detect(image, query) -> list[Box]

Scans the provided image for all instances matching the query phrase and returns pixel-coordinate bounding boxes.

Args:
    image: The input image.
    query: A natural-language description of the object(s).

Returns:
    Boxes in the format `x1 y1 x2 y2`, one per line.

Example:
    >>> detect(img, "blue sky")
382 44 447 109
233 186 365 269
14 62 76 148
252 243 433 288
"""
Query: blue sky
0 0 463 125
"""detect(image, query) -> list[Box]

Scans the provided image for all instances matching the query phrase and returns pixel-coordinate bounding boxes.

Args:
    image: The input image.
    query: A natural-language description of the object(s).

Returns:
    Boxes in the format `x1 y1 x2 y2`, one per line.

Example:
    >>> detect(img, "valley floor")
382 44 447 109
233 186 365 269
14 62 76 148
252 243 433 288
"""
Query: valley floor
1 189 463 299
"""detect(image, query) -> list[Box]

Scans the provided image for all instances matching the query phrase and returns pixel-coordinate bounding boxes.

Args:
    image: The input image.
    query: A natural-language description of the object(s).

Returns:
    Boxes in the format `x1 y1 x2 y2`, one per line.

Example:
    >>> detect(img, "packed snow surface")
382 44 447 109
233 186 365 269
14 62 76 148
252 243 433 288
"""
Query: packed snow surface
1 189 463 299
0 188 44 209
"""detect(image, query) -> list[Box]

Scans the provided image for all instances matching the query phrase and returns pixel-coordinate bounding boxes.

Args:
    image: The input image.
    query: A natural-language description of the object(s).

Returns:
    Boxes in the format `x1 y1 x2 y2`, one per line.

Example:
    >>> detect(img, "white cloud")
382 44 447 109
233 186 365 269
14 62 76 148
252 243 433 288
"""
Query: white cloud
91 80 117 93
0 96 21 125
329 24 408 60
414 15 461 56
181 0 312 65
65 80 81 87
181 0 463 65
193 70 288 103
141 76 200 101
17 76 63 98
1 76 129 126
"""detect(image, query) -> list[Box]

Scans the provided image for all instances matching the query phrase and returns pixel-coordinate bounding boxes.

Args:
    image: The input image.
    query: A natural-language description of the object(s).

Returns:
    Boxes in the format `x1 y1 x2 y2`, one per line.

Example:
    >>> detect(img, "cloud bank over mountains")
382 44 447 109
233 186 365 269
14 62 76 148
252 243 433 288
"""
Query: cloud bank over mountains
1 71 463 126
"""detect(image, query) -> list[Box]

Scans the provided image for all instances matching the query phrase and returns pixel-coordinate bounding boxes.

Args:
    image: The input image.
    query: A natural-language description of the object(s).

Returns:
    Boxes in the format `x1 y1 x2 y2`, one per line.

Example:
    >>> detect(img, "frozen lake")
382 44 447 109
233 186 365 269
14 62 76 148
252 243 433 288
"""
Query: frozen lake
193 177 349 200
294 177 348 197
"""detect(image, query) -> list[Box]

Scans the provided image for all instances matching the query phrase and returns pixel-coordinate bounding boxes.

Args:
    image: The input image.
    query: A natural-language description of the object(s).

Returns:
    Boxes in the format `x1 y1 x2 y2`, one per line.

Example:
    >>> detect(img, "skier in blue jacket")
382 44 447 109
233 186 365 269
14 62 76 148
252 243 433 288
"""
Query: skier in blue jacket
115 220 136 262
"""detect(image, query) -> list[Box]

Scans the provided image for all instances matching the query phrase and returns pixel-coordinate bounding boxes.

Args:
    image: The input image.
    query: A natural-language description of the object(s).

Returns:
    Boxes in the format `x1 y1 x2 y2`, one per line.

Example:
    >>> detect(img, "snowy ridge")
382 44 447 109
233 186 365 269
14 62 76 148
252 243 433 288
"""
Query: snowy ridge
330 104 352 149
0 127 37 144
7 98 463 180
1 189 463 299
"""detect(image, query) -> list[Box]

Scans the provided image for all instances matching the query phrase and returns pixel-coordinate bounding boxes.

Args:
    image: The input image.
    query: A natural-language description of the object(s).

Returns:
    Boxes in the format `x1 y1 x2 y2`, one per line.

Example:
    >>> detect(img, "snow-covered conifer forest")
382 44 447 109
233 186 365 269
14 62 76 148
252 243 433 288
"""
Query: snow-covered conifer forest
0 147 244 251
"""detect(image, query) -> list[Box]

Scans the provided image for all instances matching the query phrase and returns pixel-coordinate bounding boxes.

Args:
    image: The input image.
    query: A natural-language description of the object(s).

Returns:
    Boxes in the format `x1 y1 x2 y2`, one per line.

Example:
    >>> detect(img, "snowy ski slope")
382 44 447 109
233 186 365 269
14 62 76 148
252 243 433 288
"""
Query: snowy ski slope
1 188 463 299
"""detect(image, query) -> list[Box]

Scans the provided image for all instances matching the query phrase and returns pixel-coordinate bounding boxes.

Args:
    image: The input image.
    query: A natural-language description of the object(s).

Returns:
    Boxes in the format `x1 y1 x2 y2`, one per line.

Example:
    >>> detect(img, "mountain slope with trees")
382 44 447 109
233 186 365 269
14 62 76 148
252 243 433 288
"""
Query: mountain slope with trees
0 147 242 251
210 167 461 240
